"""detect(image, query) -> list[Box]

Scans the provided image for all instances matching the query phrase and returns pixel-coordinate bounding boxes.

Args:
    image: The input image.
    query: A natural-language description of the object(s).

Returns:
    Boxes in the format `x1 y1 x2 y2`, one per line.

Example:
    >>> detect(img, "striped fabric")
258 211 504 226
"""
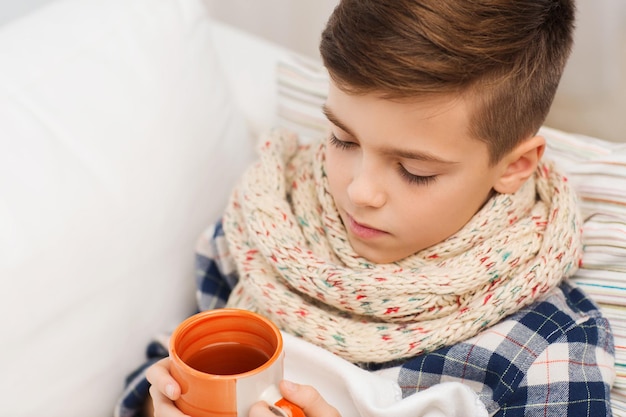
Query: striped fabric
275 54 626 414
276 55 329 142
541 127 626 414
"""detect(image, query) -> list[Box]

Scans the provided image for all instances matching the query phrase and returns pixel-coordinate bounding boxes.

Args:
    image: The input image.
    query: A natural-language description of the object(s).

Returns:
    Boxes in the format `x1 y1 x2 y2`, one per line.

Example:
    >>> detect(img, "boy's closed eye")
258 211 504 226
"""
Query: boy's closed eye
328 133 438 186
328 133 357 150
396 164 438 186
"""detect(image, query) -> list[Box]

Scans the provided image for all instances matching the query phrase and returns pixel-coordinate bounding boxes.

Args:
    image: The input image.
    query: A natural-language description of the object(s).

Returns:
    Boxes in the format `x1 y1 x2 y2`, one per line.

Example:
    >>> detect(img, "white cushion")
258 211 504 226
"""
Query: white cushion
0 0 254 415
210 21 294 140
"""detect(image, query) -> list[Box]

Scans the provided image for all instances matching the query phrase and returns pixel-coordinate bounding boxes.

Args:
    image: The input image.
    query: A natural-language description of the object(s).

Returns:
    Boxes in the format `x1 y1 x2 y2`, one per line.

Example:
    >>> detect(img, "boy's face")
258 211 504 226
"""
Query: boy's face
323 81 512 264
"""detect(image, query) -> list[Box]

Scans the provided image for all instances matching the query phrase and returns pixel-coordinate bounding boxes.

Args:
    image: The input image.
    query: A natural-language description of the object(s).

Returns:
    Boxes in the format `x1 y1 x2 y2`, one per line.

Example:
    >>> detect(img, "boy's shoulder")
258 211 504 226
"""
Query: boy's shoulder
505 279 609 342
400 281 613 377
398 281 615 415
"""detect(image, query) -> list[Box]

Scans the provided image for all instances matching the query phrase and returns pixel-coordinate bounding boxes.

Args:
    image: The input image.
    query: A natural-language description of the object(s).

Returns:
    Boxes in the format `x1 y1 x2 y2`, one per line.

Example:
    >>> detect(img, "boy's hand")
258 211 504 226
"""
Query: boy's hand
145 357 190 417
249 380 341 417
145 361 339 417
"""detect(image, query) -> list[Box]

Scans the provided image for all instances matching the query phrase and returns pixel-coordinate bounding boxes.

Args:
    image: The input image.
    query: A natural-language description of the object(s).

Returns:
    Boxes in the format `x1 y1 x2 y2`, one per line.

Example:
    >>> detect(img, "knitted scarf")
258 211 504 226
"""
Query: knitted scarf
223 129 583 363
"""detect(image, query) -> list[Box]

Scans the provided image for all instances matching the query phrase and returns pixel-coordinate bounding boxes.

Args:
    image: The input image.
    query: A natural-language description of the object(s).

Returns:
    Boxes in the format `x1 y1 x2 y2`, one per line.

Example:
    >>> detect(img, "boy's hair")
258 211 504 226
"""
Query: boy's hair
319 0 576 164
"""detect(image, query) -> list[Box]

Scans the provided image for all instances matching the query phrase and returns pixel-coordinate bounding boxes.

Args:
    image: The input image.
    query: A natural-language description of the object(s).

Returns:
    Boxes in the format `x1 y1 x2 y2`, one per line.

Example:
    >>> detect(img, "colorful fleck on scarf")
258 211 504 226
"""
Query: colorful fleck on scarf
223 129 583 363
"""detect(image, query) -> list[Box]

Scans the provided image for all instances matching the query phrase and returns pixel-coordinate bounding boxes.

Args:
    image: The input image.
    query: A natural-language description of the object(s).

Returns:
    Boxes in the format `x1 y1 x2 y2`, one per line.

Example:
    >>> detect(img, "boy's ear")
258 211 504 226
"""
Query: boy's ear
493 135 546 194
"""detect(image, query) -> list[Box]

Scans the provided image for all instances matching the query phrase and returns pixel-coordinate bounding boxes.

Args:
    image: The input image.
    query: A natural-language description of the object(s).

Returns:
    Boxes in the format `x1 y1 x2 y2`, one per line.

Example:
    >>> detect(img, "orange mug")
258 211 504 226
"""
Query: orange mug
169 308 305 417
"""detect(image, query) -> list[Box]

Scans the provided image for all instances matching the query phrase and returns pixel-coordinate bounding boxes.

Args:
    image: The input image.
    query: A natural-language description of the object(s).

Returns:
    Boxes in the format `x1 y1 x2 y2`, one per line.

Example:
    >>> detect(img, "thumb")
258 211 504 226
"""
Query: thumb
279 380 341 417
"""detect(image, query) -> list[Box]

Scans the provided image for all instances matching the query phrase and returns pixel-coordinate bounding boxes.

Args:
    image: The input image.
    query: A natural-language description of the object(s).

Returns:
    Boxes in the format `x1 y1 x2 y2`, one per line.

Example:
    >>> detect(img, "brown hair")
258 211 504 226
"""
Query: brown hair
319 0 576 164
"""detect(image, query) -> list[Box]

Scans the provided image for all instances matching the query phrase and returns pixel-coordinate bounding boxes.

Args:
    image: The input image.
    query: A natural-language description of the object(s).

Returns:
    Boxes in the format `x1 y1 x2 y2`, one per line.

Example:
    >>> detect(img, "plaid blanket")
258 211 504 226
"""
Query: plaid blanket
115 220 615 417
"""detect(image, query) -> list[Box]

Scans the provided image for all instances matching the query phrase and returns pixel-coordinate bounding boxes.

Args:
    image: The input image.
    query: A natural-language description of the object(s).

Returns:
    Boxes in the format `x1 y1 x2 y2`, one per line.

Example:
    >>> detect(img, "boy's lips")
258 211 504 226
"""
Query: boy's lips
346 213 387 239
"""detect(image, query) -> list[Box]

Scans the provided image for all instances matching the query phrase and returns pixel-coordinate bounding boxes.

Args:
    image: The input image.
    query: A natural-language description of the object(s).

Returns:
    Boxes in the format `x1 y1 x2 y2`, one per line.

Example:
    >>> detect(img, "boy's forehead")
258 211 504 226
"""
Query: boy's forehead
323 82 493 165
325 81 470 126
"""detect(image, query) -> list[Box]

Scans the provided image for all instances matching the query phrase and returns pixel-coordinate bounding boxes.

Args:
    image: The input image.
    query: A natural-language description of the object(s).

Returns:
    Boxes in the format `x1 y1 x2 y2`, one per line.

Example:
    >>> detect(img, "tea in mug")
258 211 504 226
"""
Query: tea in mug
184 342 271 375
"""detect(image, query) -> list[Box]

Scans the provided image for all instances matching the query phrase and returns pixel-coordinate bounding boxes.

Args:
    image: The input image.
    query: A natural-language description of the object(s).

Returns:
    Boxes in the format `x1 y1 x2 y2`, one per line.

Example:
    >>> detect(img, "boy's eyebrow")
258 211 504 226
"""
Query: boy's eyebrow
382 145 458 165
322 103 458 165
322 104 356 137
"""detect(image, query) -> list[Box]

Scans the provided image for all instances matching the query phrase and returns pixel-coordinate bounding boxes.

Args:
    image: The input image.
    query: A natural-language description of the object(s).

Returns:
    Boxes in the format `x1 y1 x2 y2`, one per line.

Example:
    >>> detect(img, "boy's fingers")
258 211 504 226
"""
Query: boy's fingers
148 384 190 417
146 358 180 401
279 380 341 417
249 401 283 417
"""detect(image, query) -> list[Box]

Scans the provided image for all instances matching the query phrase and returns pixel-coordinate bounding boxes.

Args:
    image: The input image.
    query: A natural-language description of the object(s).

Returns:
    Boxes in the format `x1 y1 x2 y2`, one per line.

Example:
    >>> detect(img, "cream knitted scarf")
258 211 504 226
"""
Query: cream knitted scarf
223 129 583 363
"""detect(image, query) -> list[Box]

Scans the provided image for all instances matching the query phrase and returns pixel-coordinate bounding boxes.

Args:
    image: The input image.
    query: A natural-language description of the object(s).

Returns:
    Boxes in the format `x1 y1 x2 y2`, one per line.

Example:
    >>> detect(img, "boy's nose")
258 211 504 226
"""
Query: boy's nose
346 167 387 208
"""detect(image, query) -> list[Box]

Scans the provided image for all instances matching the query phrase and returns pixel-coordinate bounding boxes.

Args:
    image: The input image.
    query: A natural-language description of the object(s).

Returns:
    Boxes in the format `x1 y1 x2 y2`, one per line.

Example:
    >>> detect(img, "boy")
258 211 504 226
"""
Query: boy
117 0 615 416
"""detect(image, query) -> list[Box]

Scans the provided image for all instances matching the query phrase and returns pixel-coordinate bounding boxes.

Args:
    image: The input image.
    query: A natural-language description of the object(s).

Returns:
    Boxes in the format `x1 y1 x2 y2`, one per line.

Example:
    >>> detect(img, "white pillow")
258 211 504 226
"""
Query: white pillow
0 0 253 415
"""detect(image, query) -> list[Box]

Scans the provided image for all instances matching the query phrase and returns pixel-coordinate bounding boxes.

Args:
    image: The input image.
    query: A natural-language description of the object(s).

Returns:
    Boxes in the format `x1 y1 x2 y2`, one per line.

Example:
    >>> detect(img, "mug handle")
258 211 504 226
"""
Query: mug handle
273 398 306 417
